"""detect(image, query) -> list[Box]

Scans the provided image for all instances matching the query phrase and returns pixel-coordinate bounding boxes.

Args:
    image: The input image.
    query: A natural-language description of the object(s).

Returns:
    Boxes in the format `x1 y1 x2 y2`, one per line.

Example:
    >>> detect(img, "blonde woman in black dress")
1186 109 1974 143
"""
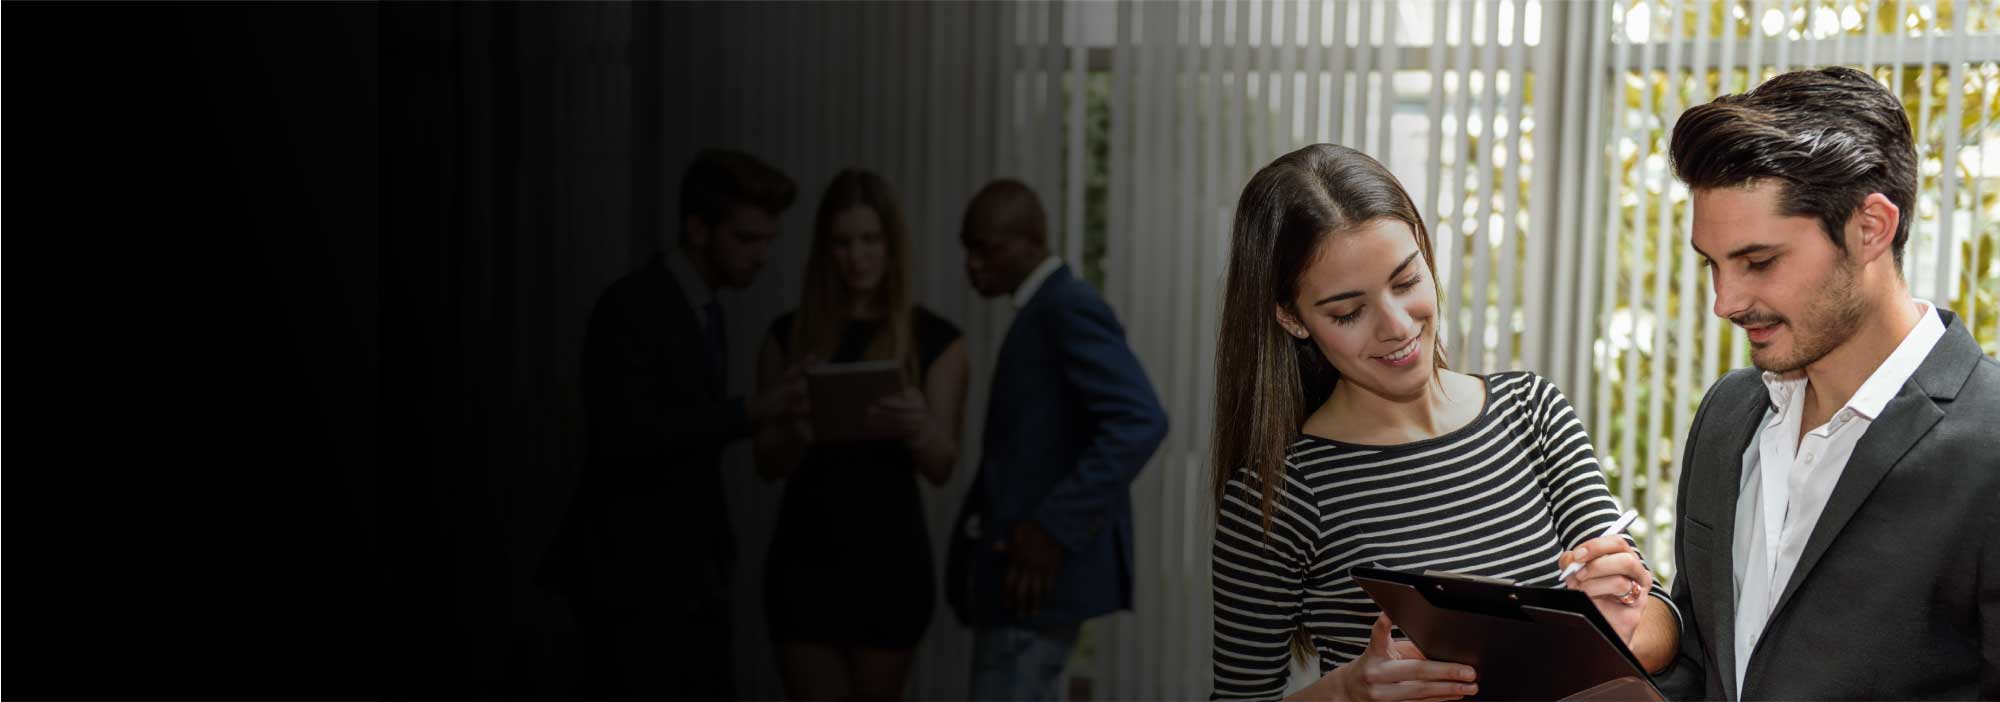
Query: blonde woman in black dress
755 168 969 701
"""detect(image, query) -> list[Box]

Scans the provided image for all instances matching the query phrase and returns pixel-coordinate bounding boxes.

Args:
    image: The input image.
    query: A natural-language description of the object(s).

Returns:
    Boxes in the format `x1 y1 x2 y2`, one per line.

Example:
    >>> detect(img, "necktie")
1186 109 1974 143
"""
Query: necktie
702 298 726 380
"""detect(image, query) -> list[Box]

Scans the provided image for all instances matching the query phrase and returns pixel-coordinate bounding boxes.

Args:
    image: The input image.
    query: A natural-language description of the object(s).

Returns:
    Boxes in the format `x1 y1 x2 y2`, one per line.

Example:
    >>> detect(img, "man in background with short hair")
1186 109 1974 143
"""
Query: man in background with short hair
946 179 1170 701
544 148 810 700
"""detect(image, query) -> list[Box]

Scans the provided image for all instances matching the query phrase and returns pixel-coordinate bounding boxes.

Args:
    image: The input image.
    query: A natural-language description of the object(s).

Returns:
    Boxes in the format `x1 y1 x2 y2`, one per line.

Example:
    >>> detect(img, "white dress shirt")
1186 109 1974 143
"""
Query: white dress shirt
1010 255 1065 310
664 246 719 328
1730 300 1944 697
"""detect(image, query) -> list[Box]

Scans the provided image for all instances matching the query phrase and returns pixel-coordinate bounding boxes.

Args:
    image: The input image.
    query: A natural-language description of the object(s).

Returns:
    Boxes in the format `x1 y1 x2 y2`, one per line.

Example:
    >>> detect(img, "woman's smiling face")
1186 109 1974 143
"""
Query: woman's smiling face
1278 218 1438 401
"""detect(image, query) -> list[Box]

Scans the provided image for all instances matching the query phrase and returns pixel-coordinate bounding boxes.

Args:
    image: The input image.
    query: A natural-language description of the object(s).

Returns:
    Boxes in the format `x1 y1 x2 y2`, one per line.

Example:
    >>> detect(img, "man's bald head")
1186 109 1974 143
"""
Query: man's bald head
960 179 1053 299
962 179 1049 248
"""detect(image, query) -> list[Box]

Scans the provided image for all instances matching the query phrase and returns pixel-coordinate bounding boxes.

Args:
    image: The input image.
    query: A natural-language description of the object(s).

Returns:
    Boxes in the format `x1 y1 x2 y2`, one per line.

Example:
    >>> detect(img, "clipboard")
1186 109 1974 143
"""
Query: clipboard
805 360 905 441
1350 566 1665 702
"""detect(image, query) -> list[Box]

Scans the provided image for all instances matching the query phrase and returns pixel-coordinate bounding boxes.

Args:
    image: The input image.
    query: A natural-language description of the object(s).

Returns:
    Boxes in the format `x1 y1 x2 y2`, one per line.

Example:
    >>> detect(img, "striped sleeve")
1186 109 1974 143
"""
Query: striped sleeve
1211 463 1317 701
1523 373 1680 626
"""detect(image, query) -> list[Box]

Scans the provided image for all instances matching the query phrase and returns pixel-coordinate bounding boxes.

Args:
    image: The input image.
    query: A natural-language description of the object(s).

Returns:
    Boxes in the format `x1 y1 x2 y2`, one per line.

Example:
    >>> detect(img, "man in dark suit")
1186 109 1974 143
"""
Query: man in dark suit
1657 67 1999 700
946 180 1170 700
544 149 808 700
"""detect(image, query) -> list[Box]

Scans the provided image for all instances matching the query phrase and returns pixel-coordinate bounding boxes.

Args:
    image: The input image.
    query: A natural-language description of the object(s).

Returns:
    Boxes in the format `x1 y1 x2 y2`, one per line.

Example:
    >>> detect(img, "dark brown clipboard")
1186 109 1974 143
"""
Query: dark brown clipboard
1350 566 1666 702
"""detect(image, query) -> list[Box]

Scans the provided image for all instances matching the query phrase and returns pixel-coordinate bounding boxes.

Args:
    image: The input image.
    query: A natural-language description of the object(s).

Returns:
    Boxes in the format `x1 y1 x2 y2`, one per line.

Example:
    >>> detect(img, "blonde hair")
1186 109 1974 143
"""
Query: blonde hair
789 169 918 381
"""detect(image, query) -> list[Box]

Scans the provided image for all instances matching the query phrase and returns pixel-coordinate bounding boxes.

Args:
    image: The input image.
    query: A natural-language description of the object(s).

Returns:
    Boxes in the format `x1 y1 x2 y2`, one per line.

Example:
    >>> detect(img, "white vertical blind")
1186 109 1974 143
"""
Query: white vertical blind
1279 0 1300 146
1619 0 1654 514
1423 2 1451 280
1914 0 1939 284
1133 3 1174 699
1304 0 1325 143
1644 0 1680 561
1333 1 1355 150
1377 5 1402 164
1101 1 1135 696
1673 0 1715 562
1470 0 1501 373
1496 0 1529 376
1775 0 1794 72
1067 1 1088 267
1445 0 1476 366
1352 2 1376 151
1594 0 1630 509
1936 21 1965 306
1568 0 1611 426
1522 0 1563 384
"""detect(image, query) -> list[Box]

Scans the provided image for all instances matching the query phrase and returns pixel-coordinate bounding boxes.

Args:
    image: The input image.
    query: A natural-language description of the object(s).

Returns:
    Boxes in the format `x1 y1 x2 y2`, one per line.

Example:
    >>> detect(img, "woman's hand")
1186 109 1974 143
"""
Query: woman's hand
751 354 815 426
1294 615 1477 702
1558 534 1654 646
864 387 929 439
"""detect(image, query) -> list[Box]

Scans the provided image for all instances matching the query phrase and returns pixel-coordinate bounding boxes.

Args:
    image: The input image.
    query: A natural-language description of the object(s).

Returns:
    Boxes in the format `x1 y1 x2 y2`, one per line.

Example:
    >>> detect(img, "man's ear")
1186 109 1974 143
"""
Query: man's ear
1274 304 1309 340
1848 192 1900 266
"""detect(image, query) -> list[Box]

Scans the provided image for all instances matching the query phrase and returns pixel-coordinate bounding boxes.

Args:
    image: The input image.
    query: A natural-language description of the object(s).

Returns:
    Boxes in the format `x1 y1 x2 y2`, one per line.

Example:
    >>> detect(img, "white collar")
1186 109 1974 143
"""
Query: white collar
1010 256 1065 310
1759 299 1944 421
664 246 717 311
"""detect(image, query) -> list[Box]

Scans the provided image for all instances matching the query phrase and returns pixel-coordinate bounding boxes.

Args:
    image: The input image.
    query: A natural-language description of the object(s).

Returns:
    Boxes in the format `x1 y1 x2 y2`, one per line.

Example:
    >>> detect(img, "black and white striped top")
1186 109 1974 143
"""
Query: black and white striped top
1211 371 1678 700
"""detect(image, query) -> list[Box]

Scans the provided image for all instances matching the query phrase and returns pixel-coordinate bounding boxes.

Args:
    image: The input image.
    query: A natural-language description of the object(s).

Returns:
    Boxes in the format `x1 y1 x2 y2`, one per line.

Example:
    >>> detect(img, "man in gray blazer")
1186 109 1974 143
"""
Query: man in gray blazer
1656 66 1999 701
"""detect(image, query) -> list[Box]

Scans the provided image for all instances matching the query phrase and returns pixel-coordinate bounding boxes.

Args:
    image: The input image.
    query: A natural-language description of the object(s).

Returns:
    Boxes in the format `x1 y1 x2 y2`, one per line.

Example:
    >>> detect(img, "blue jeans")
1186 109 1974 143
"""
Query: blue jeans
970 624 1080 701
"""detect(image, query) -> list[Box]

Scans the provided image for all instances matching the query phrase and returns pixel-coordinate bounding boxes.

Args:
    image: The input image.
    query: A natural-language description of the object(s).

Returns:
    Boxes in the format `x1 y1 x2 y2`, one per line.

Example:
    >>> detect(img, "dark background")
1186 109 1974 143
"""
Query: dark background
0 2 553 697
6 2 384 697
6 2 1003 698
8 0 1113 695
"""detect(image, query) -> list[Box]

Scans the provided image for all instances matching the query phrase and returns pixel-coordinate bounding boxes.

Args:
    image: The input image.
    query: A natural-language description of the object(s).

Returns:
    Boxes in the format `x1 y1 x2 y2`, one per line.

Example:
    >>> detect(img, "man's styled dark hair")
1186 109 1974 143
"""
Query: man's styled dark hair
1669 66 1918 266
678 148 797 235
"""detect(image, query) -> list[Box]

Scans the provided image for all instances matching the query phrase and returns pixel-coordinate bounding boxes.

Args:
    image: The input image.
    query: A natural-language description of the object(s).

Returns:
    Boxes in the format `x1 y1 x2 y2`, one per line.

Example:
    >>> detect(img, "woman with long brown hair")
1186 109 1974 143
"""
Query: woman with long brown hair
1209 144 1680 701
755 168 969 700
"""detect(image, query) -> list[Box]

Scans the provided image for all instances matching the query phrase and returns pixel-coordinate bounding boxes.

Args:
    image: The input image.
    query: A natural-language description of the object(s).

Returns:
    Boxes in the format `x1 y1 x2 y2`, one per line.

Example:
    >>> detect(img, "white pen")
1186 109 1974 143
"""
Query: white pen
1556 509 1639 583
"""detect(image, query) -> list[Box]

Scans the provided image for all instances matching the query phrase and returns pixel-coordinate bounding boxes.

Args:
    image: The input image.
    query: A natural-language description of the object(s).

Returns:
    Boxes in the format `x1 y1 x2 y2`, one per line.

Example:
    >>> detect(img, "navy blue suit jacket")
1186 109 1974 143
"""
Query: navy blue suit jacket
946 264 1169 628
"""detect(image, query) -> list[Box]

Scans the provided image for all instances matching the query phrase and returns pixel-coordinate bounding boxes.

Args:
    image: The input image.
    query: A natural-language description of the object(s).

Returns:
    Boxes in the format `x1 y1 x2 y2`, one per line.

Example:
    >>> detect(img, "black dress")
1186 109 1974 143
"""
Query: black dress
764 307 961 649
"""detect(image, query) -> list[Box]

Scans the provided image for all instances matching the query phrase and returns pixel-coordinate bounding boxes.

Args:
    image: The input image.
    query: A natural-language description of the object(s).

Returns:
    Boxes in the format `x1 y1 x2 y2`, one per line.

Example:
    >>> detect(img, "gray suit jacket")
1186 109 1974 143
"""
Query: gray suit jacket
1655 309 2000 701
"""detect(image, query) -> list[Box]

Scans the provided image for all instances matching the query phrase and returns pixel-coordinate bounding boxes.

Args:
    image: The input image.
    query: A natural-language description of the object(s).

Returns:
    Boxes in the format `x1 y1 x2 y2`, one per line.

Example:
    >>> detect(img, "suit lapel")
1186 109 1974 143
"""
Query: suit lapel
1703 385 1767 702
987 265 1067 410
1762 311 1974 627
1743 310 1974 695
983 315 1023 443
646 256 723 396
1762 386 1940 626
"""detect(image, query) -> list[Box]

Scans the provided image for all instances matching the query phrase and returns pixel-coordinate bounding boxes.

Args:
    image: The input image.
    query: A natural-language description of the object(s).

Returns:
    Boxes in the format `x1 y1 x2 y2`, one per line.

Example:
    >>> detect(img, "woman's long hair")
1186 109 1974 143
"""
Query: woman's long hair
1210 143 1448 529
1210 144 1448 664
789 169 917 379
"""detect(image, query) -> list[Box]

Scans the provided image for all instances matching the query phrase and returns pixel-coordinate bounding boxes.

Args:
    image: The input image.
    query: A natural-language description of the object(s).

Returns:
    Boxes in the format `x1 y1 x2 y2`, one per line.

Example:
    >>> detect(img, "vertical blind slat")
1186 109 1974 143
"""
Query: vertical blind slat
1640 0 1681 557
1353 1 1377 152
1616 0 1649 511
1445 0 1477 363
1497 0 1530 371
1571 0 1612 424
1933 4 1962 307
1423 0 1451 278
1525 0 1566 380
1107 5 1136 694
1470 0 1502 373
1377 2 1402 167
